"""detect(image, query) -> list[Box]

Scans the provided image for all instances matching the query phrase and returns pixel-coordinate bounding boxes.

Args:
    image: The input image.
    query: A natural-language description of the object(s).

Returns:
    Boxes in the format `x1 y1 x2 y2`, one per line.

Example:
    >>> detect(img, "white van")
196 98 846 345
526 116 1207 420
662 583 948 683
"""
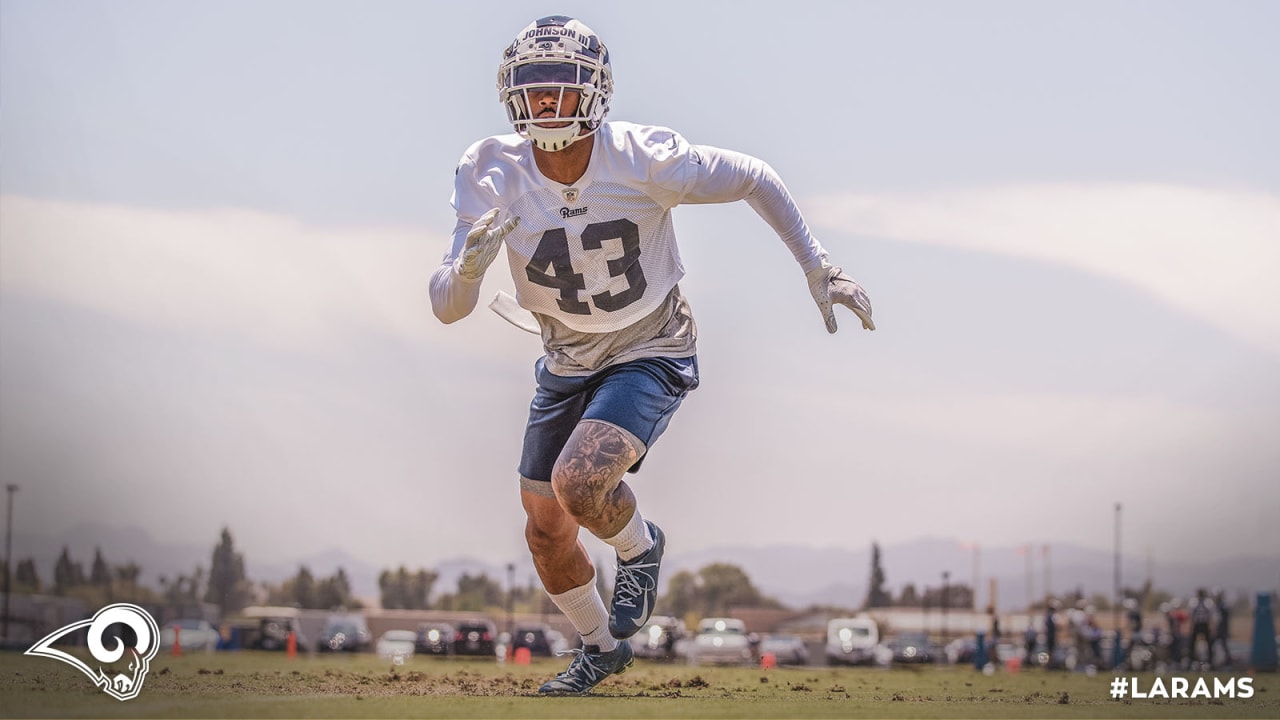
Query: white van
825 616 879 666
688 617 753 666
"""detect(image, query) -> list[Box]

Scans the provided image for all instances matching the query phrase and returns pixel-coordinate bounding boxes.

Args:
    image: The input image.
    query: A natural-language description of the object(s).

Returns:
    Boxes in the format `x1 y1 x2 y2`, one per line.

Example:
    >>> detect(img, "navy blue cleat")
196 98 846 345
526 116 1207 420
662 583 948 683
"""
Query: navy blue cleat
537 642 634 695
608 521 665 639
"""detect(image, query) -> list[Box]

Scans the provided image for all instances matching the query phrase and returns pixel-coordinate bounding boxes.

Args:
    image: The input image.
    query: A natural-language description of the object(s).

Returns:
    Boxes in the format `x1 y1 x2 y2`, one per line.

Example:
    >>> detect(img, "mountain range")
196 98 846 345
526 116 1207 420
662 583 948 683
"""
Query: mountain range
11 523 1278 611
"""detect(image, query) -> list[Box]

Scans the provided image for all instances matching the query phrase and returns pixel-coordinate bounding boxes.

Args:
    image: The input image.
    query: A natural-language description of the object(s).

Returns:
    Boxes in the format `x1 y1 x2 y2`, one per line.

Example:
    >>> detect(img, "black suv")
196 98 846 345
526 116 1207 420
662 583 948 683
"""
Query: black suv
252 616 309 652
319 614 371 652
453 619 497 657
510 624 559 657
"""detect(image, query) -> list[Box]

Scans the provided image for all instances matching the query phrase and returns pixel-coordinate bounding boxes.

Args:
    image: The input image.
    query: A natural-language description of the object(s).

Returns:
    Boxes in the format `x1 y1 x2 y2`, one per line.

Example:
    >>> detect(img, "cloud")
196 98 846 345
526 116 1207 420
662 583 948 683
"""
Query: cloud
0 195 446 351
806 184 1280 356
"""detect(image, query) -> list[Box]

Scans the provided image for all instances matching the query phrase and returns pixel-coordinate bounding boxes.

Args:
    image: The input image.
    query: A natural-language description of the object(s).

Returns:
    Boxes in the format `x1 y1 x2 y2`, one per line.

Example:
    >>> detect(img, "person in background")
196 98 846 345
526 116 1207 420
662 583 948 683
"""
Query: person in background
1187 587 1215 667
1212 588 1233 669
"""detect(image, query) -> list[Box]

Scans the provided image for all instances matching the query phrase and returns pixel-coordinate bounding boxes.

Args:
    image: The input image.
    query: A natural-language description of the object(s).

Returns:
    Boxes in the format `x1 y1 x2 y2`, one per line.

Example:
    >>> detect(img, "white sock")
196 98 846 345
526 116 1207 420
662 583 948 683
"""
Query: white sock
547 576 617 651
602 509 653 562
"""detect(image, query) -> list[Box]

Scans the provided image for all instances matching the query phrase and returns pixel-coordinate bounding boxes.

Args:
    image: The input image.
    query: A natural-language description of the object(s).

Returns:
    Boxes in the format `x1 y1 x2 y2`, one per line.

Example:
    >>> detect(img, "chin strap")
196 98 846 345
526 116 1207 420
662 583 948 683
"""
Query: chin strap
527 123 598 152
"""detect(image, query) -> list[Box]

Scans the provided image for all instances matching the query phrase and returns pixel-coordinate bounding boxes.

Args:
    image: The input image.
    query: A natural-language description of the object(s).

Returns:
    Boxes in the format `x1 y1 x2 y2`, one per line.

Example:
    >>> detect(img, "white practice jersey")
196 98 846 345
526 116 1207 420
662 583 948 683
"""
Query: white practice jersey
433 120 829 336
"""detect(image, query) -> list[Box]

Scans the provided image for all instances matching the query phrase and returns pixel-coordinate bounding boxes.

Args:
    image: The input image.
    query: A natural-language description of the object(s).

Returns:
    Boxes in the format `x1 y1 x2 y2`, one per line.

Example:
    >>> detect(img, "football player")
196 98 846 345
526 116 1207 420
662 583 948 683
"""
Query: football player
430 15 874 695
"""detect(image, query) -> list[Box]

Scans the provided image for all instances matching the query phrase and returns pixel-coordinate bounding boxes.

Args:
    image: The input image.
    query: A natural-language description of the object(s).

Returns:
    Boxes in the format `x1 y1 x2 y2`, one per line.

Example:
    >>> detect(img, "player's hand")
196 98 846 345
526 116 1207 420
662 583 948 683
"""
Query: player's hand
454 208 519 280
806 261 875 333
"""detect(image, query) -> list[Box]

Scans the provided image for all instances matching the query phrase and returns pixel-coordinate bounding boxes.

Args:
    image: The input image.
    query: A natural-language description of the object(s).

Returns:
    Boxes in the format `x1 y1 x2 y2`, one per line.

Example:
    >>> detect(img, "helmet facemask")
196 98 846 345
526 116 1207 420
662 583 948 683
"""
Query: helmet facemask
498 17 612 152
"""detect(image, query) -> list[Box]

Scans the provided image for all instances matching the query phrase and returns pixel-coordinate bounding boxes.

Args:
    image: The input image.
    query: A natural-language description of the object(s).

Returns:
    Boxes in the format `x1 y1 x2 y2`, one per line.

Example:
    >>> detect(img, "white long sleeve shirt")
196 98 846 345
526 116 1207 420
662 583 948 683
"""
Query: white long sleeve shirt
431 121 827 371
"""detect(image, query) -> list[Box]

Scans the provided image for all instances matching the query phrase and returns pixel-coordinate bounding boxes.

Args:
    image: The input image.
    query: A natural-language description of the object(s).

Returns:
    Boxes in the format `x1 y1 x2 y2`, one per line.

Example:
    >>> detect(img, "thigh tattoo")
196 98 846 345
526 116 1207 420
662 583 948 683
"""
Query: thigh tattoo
554 420 641 520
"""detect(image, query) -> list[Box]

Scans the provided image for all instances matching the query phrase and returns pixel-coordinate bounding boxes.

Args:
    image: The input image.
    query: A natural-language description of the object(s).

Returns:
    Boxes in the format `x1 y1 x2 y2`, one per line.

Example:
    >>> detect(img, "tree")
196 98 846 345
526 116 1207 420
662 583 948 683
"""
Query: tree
113 562 146 601
897 582 919 607
90 547 112 586
292 566 317 609
922 583 973 609
15 558 41 593
662 570 699 619
441 572 503 611
656 563 783 618
379 566 438 610
115 562 142 586
316 568 360 610
414 568 438 608
204 528 251 613
160 566 205 613
700 564 765 615
863 542 892 609
508 576 540 614
379 568 407 609
267 566 362 609
53 546 85 595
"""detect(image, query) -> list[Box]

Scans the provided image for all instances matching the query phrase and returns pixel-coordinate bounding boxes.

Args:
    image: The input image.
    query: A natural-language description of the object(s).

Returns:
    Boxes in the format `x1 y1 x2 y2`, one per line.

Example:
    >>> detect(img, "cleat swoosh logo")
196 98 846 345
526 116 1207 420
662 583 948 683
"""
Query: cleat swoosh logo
633 593 649 629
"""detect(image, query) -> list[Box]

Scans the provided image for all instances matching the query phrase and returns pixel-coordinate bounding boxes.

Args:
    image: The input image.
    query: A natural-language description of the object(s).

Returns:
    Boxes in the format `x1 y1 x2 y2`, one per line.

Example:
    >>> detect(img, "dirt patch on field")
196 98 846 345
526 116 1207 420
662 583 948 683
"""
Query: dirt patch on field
152 666 552 698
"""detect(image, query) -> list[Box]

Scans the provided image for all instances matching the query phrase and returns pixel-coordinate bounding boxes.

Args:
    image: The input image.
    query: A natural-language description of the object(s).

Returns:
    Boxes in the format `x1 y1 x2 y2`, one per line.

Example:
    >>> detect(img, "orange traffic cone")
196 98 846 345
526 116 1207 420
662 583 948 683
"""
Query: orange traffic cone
172 626 182 656
286 630 297 659
761 652 777 669
514 647 532 665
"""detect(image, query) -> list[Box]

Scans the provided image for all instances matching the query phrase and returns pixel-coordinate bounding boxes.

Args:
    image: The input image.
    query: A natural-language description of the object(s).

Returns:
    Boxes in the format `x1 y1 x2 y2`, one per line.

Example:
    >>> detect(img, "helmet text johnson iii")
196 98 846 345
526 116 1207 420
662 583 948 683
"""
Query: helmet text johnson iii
498 16 613 152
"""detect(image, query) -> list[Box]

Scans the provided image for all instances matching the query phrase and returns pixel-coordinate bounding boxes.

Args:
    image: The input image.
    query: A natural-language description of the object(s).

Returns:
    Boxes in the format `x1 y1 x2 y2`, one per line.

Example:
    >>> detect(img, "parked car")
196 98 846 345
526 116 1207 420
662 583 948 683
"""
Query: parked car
825 616 879 666
241 607 310 652
319 614 371 653
886 632 937 665
377 630 417 664
159 619 219 653
759 634 809 666
510 624 569 657
629 615 687 660
453 619 497 657
415 622 455 656
945 636 978 665
687 617 752 666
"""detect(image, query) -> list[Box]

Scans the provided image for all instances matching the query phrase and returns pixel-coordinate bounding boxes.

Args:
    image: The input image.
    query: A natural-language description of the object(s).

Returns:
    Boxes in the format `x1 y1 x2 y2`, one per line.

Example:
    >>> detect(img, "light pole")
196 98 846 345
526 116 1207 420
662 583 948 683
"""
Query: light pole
1024 544 1034 612
2 484 17 644
972 544 980 612
1113 503 1122 646
1042 544 1051 607
505 562 515 636
941 571 950 643
959 542 980 611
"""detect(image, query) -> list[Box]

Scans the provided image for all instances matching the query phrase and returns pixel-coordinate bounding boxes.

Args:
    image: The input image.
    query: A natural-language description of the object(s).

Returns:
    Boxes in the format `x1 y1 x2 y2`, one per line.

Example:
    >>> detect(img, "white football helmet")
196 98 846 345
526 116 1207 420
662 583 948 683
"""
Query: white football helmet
497 15 612 152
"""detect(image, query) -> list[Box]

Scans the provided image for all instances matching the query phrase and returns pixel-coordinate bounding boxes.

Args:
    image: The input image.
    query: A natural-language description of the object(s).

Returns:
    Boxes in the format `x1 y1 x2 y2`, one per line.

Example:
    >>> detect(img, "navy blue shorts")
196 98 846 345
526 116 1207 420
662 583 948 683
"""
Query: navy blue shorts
519 355 700 484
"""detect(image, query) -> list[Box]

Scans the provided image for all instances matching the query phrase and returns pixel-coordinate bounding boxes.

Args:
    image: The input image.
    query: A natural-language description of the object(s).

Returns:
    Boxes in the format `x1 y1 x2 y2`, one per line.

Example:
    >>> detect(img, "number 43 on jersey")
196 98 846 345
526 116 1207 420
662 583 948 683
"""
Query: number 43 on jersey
525 219 647 315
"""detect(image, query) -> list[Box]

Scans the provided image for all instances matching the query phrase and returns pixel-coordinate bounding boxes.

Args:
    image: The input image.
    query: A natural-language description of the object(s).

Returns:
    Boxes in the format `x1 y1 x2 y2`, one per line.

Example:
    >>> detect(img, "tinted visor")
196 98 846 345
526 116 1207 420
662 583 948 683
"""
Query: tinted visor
512 61 591 86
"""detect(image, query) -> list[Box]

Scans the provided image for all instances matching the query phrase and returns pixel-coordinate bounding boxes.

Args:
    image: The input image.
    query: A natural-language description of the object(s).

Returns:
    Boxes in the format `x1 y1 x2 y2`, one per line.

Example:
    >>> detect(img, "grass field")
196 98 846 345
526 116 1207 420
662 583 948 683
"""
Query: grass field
2 650 1276 719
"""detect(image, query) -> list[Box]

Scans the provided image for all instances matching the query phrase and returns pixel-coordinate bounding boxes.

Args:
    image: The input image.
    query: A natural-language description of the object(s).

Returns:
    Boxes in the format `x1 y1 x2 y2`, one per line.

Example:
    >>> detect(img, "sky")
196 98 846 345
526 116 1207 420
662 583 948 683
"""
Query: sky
1 1 1278 584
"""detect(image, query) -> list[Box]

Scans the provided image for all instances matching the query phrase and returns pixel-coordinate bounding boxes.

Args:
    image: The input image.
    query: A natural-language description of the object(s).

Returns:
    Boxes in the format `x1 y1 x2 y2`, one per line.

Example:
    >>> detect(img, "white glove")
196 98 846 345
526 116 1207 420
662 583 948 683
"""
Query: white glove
454 208 519 280
805 261 875 333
